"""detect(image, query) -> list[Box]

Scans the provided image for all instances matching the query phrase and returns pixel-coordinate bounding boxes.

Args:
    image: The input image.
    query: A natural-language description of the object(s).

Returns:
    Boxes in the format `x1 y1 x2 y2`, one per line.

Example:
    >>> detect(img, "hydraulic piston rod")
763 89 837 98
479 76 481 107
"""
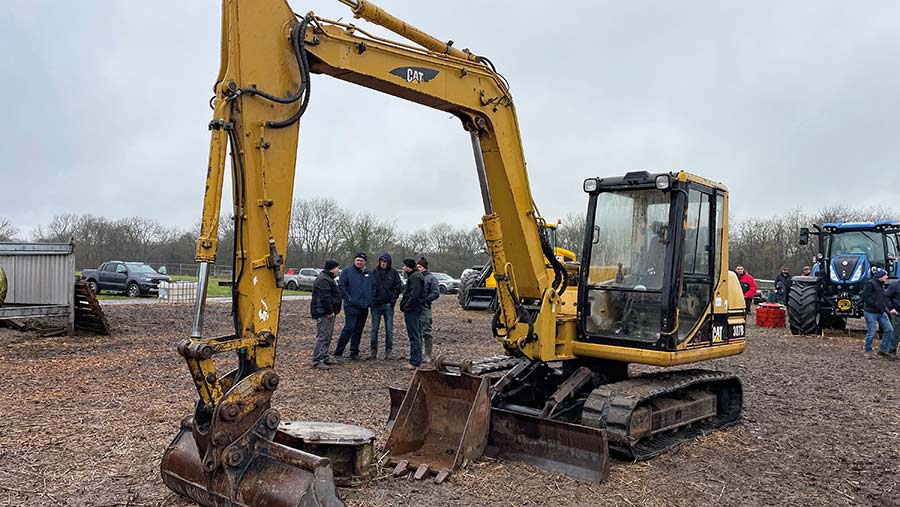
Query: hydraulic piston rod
337 0 478 61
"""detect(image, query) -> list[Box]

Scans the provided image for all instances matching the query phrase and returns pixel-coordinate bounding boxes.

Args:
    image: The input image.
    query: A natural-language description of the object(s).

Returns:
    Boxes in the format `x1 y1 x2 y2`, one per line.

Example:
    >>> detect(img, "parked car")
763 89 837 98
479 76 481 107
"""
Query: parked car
81 261 171 297
433 272 461 294
284 267 321 291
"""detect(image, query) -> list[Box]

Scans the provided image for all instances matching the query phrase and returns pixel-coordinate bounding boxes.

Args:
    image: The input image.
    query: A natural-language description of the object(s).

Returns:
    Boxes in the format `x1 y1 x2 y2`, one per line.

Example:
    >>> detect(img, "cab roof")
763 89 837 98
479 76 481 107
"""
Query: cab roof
822 220 900 231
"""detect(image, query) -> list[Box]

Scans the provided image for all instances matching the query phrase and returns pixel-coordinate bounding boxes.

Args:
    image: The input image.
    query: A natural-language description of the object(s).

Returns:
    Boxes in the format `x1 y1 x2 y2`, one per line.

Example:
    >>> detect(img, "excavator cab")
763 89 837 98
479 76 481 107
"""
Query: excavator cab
580 170 747 348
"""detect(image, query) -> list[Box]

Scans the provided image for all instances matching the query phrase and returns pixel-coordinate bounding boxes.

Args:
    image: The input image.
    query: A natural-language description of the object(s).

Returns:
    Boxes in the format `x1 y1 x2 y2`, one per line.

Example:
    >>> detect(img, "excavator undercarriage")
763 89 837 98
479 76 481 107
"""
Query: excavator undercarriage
386 358 742 483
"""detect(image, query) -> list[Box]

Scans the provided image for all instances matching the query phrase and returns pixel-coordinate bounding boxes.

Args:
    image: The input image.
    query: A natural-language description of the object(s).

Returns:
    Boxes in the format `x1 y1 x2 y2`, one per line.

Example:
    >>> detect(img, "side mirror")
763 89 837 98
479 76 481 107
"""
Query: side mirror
799 227 810 246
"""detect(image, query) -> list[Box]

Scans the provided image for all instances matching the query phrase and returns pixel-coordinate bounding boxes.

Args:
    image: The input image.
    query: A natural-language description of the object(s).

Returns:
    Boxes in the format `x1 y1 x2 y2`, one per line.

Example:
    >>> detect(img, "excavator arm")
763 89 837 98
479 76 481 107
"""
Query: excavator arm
299 9 572 358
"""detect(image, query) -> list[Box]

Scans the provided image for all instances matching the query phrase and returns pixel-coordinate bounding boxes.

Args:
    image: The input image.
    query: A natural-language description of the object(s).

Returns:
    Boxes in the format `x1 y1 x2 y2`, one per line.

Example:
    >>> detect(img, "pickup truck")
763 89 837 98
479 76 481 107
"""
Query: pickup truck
82 261 171 297
284 267 321 291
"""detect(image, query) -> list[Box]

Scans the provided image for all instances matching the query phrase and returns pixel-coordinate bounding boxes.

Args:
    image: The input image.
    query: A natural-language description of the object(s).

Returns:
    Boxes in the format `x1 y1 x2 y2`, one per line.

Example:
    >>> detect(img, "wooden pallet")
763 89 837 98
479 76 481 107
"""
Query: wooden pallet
74 281 110 335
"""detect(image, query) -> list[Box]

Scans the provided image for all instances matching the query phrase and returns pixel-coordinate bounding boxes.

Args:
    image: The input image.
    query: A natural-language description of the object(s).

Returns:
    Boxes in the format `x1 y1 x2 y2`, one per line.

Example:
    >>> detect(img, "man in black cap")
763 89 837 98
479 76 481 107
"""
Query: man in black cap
310 259 342 370
400 257 426 369
416 256 440 363
334 252 373 361
369 253 403 360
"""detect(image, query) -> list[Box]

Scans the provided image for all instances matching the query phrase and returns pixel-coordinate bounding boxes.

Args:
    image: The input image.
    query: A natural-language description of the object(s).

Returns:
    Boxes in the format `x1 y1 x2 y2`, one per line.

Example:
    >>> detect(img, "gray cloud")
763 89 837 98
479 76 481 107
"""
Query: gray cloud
3 1 899 237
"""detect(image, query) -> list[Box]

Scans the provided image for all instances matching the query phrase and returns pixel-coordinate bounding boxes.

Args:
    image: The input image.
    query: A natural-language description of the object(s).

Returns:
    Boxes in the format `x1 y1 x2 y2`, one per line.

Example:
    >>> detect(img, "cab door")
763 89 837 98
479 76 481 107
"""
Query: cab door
677 186 716 343
99 263 117 290
112 263 129 292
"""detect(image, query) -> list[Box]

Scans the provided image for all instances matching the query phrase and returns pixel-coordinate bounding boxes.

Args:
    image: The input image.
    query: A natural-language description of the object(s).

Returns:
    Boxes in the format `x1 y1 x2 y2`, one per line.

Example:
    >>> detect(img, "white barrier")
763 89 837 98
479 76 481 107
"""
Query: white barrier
159 281 198 304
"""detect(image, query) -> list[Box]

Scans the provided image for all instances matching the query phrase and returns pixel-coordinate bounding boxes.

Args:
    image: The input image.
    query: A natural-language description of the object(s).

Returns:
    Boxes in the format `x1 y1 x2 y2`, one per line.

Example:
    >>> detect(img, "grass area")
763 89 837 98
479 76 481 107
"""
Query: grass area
95 275 309 300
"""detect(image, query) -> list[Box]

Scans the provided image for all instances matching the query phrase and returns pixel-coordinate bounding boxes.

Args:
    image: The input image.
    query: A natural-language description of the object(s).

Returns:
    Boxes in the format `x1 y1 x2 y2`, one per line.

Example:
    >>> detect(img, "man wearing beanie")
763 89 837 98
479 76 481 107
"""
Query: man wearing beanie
370 253 403 360
335 252 373 361
861 267 896 360
310 259 342 370
400 257 426 369
416 256 440 363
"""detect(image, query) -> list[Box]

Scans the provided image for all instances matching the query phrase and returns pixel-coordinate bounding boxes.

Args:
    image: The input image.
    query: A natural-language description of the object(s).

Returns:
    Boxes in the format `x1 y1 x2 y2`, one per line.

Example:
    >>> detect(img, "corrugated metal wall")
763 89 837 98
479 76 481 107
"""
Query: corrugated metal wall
0 243 75 305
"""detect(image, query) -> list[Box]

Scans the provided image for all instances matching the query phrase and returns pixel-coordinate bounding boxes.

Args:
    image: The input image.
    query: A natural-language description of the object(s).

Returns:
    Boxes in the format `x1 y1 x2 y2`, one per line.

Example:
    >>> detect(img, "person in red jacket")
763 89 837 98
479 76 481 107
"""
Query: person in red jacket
735 265 757 315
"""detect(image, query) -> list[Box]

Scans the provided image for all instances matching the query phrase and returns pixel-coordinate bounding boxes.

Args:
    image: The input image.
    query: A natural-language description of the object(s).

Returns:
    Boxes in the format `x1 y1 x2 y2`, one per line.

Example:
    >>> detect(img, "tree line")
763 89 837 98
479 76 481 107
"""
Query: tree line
2 203 895 281
2 198 493 277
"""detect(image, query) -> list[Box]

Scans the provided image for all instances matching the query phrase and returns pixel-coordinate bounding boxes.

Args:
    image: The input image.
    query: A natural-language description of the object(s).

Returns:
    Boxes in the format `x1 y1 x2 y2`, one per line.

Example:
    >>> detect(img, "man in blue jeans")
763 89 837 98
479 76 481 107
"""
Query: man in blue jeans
861 268 897 360
369 253 403 360
334 252 373 361
399 258 426 369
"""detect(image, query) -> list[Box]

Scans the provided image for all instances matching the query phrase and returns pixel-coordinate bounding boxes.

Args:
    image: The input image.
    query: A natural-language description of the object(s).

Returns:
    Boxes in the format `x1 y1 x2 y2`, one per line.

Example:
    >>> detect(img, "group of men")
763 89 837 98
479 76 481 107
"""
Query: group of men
309 252 440 371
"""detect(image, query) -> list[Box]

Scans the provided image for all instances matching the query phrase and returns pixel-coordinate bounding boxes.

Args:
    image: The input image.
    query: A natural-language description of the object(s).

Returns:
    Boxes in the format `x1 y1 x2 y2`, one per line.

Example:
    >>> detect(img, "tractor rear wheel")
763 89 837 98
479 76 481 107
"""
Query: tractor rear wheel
457 270 483 309
788 282 820 335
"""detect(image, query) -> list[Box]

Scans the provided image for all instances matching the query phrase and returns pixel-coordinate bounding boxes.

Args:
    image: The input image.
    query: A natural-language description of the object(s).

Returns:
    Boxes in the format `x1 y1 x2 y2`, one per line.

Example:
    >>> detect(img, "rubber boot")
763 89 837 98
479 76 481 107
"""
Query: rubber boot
423 335 433 363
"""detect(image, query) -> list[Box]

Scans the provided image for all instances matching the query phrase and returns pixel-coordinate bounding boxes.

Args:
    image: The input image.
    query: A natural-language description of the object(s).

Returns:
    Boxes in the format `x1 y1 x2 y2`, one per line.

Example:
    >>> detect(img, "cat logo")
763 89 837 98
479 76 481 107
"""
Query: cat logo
712 325 724 343
390 66 439 84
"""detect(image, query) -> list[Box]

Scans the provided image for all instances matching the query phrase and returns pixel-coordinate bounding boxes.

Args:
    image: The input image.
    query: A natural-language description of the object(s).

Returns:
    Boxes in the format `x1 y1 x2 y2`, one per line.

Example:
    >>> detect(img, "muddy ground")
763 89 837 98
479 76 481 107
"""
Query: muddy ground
1 298 898 507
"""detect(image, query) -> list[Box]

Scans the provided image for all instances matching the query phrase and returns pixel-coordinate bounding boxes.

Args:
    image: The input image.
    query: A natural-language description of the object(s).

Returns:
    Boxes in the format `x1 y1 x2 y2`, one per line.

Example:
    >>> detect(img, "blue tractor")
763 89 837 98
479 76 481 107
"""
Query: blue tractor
788 221 900 334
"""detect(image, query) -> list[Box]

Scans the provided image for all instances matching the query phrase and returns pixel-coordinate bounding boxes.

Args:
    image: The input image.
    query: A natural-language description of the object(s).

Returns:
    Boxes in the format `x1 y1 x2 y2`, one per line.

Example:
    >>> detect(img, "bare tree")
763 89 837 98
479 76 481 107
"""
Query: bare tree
556 212 587 256
118 216 164 260
337 212 397 264
0 217 19 241
33 213 79 242
290 197 347 267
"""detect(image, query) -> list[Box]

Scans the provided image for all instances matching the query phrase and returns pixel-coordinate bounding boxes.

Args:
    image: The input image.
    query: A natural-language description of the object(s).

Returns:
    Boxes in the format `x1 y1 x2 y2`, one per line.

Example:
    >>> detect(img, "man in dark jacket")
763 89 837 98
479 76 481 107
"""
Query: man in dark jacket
886 280 900 356
773 266 792 304
861 268 896 359
400 258 426 369
334 252 373 361
417 257 440 363
310 259 342 370
369 253 403 360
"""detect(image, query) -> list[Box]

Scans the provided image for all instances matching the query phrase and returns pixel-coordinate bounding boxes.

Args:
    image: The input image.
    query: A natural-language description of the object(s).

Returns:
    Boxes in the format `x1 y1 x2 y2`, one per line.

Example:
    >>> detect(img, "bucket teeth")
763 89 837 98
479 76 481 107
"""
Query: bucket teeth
434 470 450 484
392 460 409 476
413 464 430 480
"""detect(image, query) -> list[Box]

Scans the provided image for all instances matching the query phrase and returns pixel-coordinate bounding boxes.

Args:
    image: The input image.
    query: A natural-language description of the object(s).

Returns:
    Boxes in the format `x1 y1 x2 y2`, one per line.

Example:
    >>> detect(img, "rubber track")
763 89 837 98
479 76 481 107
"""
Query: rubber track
581 369 742 461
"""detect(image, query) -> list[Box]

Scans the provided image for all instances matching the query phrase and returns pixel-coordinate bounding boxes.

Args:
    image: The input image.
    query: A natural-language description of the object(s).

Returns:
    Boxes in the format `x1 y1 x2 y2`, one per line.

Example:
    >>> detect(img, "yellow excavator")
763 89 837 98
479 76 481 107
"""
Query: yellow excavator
160 1 748 505
459 222 578 311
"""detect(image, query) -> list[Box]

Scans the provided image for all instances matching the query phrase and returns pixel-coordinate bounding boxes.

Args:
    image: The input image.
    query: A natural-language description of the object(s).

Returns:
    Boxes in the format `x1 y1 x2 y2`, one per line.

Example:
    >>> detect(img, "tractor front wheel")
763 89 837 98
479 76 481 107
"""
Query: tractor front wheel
788 282 820 335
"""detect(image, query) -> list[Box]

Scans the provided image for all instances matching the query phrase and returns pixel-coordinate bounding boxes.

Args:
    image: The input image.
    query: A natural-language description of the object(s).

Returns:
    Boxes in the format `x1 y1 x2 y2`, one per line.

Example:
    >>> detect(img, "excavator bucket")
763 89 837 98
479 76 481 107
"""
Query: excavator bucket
385 369 491 482
161 417 344 507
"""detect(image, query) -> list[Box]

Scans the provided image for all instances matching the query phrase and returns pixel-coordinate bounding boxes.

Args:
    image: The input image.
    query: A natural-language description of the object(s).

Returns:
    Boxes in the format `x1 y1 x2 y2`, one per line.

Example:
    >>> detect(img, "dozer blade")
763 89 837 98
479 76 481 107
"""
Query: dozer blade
486 407 610 483
385 369 490 481
161 419 343 507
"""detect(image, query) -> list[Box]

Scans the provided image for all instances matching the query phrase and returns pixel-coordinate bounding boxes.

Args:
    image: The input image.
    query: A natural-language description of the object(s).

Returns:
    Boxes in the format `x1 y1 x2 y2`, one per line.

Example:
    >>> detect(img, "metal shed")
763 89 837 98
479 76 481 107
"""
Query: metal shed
0 242 76 334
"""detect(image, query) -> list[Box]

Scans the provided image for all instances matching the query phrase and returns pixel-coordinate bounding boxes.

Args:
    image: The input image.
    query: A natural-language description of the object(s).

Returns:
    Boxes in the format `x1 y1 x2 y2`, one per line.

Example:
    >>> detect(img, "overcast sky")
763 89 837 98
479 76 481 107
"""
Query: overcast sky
3 1 900 237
